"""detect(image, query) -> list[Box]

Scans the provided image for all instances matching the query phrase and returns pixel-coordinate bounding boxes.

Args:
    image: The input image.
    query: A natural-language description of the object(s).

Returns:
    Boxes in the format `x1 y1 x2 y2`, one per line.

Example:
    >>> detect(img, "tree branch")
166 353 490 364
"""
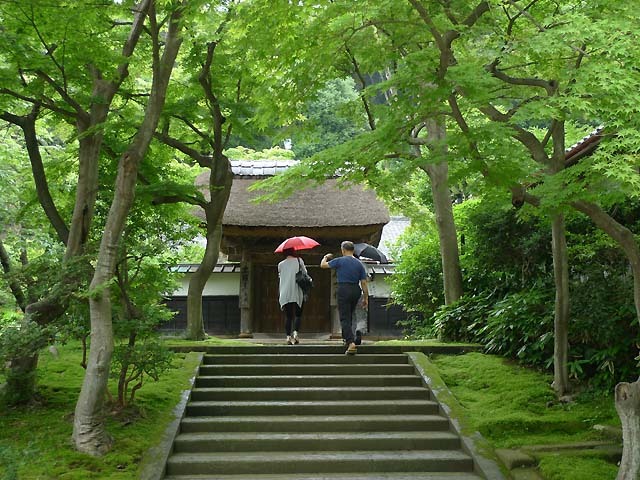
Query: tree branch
116 0 152 84
26 3 68 91
462 1 490 27
345 46 376 131
436 0 460 25
171 114 210 141
199 40 224 156
151 194 206 207
486 61 556 94
154 130 210 168
35 70 89 118
0 88 76 119
408 0 444 49
0 107 70 245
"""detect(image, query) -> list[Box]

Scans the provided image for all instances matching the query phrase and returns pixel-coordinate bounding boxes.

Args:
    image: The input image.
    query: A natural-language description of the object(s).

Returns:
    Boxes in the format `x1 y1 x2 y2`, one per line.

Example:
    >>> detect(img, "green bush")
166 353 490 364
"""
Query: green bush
390 228 444 321
111 337 174 408
395 195 640 390
568 270 639 389
480 287 555 366
431 286 555 370
0 315 52 405
431 291 497 343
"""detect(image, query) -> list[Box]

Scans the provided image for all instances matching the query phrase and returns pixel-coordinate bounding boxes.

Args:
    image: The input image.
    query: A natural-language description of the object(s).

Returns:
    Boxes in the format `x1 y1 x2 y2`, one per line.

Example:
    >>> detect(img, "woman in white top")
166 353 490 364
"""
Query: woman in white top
277 248 307 344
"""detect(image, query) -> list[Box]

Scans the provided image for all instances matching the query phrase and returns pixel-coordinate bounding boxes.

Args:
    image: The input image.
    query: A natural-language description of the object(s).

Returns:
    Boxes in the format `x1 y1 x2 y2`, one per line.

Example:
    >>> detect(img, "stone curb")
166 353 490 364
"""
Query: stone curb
139 352 204 480
407 352 511 480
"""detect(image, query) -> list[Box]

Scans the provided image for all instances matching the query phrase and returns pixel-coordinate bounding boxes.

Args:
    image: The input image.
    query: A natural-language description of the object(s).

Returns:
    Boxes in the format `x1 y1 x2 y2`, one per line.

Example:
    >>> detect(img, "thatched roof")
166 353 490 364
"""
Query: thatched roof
195 172 389 228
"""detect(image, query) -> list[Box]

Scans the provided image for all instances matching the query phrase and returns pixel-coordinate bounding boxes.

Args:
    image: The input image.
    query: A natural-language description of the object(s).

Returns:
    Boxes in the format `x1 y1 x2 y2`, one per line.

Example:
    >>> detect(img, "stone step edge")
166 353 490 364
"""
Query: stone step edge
191 386 427 392
196 374 421 378
164 474 482 480
189 399 438 407
167 450 473 461
163 473 483 480
175 431 460 440
181 414 449 422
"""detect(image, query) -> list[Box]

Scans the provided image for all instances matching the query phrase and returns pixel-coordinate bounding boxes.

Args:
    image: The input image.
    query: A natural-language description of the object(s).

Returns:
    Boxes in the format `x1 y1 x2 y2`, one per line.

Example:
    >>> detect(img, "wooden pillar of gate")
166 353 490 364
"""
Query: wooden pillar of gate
239 249 253 337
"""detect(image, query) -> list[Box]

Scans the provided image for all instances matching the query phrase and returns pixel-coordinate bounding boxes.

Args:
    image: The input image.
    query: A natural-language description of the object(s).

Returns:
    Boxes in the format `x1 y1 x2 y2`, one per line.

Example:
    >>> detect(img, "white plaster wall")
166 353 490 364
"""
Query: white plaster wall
368 274 392 298
170 272 240 297
169 271 391 298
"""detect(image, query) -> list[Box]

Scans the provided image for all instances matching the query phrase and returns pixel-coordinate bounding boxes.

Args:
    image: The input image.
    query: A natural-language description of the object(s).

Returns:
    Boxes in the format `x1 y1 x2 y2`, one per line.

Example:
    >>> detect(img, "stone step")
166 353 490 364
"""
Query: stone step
203 354 409 365
164 473 483 480
198 364 416 376
180 414 451 433
185 399 440 417
171 345 478 355
195 374 423 388
173 431 461 453
189 386 429 401
165 450 475 476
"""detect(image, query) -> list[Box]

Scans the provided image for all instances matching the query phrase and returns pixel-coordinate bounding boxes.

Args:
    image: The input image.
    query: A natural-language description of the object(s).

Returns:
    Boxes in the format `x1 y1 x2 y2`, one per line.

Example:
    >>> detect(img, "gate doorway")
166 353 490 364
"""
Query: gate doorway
252 264 331 333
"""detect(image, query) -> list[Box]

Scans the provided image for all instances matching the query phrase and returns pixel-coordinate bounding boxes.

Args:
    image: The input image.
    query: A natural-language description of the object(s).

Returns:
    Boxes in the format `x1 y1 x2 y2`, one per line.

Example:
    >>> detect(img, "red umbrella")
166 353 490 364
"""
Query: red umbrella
274 236 320 253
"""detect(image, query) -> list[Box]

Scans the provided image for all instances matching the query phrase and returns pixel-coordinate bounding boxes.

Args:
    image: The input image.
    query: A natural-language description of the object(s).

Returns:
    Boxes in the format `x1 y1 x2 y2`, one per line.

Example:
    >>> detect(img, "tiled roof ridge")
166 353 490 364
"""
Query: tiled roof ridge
230 159 298 177
564 125 605 163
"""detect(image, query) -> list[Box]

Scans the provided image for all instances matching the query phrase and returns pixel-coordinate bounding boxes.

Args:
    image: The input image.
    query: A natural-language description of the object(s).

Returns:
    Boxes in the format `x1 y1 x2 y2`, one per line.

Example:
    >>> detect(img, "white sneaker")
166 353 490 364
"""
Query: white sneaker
286 336 293 345
292 331 300 344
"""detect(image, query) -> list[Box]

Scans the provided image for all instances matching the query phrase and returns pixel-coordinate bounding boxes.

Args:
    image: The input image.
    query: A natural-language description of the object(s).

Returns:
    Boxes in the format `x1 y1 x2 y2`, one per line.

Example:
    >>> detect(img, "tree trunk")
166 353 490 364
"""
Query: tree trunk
73 153 143 454
551 213 570 395
186 162 233 340
72 5 184 455
117 332 136 408
186 221 221 340
425 161 464 305
0 239 27 312
616 379 640 480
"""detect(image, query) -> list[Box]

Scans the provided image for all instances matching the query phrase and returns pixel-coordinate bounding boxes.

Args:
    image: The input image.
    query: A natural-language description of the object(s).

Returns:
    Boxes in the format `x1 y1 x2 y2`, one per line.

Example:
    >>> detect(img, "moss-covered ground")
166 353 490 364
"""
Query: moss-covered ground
431 352 621 480
0 341 202 480
374 339 482 348
163 335 250 348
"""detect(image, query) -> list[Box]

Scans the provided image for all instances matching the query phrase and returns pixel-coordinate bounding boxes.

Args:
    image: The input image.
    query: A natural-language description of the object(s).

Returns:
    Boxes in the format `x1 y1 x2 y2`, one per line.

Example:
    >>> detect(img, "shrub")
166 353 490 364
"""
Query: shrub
431 290 498 343
568 270 639 389
390 229 444 320
478 287 555 367
0 315 52 405
111 337 174 408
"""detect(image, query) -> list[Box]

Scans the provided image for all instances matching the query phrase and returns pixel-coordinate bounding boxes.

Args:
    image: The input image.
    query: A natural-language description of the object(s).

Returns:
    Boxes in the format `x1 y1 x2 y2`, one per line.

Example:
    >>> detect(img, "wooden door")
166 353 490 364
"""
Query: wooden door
253 264 331 333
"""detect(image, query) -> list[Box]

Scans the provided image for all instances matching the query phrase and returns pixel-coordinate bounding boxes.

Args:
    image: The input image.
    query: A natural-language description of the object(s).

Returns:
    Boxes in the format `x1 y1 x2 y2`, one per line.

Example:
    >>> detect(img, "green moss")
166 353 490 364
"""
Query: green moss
374 339 481 348
164 336 251 348
409 353 470 433
430 352 621 479
537 453 618 480
409 352 511 478
0 342 200 479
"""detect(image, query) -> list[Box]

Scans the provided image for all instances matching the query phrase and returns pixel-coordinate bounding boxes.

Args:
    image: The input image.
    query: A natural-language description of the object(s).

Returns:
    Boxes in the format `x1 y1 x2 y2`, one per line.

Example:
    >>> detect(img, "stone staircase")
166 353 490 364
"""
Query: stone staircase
163 346 485 479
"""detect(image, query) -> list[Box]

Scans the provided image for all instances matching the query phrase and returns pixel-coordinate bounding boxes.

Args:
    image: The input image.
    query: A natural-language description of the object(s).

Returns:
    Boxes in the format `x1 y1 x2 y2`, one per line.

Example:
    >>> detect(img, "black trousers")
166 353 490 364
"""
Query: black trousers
283 302 302 336
337 283 362 344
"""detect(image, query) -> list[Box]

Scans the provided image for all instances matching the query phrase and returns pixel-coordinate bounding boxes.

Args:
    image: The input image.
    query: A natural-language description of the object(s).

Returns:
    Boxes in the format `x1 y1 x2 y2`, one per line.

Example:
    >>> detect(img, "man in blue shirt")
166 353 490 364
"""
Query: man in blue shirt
321 241 369 354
